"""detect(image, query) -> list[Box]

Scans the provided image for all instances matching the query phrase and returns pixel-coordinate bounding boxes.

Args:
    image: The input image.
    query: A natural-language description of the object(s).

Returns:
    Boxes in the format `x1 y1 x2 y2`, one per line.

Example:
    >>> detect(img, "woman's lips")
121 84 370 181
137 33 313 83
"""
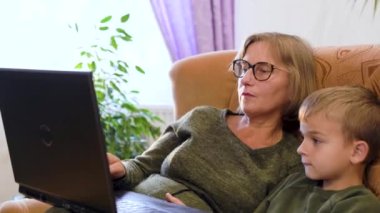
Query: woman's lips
242 92 255 97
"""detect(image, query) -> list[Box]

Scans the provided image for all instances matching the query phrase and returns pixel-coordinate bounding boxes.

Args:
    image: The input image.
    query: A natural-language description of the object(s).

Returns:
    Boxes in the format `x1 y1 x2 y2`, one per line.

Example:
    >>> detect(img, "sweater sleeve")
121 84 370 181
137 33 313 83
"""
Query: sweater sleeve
113 125 182 189
113 108 196 189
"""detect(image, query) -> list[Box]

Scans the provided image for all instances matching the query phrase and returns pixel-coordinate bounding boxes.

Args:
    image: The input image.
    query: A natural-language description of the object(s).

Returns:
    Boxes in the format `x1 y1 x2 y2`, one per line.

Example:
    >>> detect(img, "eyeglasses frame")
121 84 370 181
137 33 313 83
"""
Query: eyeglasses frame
232 59 285 81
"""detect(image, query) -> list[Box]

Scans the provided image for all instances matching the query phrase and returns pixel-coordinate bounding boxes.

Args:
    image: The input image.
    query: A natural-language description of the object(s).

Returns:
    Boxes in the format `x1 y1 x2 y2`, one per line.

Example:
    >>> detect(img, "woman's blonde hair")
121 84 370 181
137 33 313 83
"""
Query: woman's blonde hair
236 32 317 132
299 85 380 164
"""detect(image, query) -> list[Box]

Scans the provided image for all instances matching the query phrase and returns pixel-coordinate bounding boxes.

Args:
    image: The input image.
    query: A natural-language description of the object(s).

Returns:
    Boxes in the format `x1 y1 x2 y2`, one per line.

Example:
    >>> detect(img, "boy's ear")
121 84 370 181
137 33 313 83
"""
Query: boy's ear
350 140 369 164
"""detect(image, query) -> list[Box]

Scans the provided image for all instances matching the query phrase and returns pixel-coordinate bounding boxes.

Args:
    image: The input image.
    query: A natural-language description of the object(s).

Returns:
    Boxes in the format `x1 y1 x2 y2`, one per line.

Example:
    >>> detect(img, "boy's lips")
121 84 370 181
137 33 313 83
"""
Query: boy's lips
302 161 312 166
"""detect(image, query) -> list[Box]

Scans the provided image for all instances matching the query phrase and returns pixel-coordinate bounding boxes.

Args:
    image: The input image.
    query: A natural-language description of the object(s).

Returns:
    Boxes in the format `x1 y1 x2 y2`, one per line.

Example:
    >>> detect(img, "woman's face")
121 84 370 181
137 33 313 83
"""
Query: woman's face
238 41 290 118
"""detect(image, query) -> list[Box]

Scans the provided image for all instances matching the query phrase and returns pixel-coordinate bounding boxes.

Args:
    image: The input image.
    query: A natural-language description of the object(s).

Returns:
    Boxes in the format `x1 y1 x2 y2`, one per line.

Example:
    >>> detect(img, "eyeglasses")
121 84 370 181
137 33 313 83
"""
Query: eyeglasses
232 59 284 81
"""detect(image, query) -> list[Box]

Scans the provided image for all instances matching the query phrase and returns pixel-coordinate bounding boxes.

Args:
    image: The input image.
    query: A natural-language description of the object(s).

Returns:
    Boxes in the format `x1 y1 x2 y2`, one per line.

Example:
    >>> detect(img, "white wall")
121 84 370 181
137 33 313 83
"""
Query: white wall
235 0 380 47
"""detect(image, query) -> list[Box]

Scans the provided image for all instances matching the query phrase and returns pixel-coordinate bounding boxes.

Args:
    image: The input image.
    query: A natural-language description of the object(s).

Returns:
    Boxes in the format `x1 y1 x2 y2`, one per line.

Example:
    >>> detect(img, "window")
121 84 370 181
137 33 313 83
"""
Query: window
0 0 173 105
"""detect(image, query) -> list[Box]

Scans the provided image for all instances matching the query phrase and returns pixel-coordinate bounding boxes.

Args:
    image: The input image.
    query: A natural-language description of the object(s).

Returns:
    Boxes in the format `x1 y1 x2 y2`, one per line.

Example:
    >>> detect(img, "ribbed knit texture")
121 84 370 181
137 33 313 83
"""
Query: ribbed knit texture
116 106 302 212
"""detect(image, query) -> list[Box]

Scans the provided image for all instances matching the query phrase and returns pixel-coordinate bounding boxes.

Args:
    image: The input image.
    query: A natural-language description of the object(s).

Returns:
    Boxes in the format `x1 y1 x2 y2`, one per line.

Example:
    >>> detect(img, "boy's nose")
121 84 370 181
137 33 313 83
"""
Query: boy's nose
297 140 306 155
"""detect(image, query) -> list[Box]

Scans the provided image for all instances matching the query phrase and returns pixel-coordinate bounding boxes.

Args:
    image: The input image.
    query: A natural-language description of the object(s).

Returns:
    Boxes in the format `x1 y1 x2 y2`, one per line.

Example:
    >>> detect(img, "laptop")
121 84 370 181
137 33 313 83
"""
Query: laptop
0 68 204 213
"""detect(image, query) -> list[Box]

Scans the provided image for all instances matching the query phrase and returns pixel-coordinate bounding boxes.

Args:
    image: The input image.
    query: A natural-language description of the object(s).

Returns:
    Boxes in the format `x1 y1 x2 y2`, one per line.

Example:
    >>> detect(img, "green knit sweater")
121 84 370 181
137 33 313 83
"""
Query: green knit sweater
115 106 303 212
254 172 380 213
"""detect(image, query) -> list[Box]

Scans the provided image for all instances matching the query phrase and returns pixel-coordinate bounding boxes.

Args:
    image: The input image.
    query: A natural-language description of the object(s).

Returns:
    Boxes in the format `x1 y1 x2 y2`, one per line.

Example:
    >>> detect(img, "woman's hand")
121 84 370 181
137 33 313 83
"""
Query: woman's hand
107 152 126 179
165 193 186 206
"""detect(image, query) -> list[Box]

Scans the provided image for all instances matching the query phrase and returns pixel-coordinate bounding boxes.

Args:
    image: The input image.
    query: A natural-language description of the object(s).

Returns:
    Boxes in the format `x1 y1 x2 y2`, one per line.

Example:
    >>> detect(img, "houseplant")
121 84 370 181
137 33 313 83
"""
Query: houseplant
70 14 162 158
355 0 379 14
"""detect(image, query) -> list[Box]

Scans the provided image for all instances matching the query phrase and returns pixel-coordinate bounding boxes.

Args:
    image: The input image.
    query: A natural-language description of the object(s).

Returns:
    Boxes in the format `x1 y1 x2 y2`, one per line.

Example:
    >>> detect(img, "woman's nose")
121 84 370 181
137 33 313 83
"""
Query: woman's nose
240 68 255 84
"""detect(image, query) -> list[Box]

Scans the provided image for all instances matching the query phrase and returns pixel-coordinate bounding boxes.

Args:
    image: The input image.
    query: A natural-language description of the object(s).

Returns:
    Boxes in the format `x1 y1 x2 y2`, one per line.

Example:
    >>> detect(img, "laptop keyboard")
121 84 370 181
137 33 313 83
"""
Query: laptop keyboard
116 199 169 213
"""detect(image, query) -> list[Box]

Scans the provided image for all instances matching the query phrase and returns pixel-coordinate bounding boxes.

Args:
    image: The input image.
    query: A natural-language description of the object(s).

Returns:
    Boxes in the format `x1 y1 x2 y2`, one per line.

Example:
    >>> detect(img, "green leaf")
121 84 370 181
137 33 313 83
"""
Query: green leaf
95 90 105 102
135 66 145 74
121 14 130 23
80 51 93 58
117 60 129 68
121 102 139 112
75 62 83 69
100 47 114 53
110 81 122 94
88 61 96 71
120 36 132 42
114 73 126 80
121 78 128 84
99 26 109 31
375 0 379 14
116 28 132 41
116 28 127 34
100 15 112 23
118 64 127 73
110 36 118 49
110 61 115 67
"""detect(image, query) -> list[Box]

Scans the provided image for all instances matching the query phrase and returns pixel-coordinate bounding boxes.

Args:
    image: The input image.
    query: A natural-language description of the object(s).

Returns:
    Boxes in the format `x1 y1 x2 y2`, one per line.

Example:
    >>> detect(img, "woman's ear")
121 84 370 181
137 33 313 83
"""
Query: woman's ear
350 140 369 164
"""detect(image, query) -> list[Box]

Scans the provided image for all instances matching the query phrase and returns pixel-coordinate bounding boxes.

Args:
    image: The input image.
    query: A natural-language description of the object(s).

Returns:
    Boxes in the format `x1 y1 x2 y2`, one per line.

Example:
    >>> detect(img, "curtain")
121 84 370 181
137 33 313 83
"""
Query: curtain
150 0 235 62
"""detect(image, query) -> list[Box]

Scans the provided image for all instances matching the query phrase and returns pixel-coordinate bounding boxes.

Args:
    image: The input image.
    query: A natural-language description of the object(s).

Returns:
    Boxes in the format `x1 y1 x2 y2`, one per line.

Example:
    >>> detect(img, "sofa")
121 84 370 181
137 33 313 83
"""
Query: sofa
1 44 380 212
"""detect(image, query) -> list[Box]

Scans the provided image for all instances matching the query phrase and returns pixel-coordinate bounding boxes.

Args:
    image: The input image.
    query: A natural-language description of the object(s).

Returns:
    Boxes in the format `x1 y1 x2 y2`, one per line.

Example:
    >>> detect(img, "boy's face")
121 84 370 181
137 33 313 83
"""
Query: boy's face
297 112 355 187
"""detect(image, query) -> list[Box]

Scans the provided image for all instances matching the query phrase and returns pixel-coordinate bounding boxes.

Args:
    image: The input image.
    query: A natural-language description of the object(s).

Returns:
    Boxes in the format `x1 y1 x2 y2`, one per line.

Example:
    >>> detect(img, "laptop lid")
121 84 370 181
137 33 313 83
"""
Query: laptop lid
0 68 117 212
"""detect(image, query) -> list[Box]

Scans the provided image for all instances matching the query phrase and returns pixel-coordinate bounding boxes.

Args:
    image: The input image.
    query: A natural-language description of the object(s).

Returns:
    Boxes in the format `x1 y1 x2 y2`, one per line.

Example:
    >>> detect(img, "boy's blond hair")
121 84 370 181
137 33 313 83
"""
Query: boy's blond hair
299 86 380 164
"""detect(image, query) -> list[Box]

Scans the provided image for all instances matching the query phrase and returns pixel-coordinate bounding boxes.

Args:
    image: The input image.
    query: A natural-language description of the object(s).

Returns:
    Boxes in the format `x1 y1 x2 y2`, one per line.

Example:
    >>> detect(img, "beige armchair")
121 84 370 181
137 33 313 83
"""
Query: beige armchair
1 44 380 212
170 44 380 198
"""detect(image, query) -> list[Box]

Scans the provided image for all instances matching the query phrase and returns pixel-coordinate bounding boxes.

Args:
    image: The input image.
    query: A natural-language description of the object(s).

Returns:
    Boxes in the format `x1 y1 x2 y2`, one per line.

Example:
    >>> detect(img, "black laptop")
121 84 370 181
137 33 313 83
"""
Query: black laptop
0 68 204 213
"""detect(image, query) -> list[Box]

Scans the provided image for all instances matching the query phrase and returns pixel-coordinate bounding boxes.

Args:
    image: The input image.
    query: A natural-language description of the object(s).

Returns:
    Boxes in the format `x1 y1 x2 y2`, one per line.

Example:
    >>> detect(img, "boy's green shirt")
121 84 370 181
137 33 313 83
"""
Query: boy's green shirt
254 172 380 213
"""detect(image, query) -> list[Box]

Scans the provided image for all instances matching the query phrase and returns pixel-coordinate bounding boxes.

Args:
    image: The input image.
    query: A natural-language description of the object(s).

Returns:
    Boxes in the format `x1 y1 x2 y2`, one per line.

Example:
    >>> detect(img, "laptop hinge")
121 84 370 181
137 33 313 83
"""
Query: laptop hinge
19 185 100 213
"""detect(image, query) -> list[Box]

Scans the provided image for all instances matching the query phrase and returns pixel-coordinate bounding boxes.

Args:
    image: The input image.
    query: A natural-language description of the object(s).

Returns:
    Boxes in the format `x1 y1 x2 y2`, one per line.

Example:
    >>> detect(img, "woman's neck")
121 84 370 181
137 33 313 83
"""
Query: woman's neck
229 114 284 149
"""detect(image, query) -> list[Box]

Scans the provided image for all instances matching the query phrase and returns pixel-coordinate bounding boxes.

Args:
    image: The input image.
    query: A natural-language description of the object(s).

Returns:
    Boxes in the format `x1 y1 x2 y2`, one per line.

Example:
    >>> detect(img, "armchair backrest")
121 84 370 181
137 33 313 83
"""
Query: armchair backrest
170 50 238 119
170 45 380 119
169 44 380 198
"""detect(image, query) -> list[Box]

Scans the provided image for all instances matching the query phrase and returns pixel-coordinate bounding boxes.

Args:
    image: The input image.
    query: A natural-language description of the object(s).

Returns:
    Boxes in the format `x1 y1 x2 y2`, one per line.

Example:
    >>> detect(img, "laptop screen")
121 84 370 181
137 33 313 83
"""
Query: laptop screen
0 68 117 212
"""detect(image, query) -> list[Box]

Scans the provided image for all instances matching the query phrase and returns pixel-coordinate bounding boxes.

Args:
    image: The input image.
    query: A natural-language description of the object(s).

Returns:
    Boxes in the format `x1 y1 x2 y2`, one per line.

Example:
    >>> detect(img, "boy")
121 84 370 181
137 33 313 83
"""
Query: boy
254 86 380 212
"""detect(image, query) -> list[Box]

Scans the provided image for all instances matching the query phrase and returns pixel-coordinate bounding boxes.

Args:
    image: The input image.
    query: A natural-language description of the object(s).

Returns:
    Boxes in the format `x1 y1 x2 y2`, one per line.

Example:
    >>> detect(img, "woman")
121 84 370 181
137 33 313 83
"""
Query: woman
0 32 317 213
108 32 317 212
